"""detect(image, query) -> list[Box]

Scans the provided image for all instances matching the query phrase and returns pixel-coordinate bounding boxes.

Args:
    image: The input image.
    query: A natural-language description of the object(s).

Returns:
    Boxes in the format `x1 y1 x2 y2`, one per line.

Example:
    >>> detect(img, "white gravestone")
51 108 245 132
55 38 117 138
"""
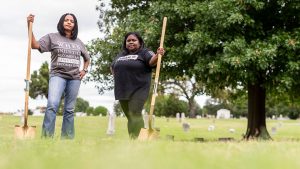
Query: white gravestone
176 113 180 122
229 128 235 133
181 113 185 122
216 109 231 119
208 125 215 131
143 114 155 129
106 113 116 135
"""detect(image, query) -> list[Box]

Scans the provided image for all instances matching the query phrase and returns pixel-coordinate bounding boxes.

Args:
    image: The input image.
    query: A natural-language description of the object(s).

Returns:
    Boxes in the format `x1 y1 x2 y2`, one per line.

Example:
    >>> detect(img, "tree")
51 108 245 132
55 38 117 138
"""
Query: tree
286 107 300 120
212 1 300 139
86 107 94 116
185 0 297 139
162 76 204 118
30 61 49 99
90 0 300 140
144 94 189 117
93 106 108 116
74 97 89 113
228 91 248 118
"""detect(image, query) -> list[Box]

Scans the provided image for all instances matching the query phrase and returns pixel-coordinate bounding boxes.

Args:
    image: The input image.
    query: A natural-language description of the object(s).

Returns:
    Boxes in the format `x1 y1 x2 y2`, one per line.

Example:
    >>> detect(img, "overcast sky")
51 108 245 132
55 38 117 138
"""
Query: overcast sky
0 0 209 113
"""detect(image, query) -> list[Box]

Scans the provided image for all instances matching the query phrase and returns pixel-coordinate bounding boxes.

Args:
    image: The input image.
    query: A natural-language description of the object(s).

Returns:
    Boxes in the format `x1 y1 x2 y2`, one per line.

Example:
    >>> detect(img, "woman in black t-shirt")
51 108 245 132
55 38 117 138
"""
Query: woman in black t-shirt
111 32 165 139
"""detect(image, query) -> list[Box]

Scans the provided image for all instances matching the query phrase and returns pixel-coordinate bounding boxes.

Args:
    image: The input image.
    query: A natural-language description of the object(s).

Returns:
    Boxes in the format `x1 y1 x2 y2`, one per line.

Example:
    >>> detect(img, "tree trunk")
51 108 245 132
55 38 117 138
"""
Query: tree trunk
188 97 196 118
244 83 271 140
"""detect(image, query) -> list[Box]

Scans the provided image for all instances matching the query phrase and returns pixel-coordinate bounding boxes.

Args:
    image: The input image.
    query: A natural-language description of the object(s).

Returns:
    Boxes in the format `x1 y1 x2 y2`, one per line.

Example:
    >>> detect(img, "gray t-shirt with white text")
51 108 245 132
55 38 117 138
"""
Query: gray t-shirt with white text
38 32 90 80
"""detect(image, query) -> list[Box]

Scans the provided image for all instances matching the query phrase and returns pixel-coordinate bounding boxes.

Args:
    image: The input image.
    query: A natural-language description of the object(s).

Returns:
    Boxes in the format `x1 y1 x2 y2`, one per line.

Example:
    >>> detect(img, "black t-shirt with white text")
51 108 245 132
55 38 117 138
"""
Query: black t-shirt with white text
112 48 155 101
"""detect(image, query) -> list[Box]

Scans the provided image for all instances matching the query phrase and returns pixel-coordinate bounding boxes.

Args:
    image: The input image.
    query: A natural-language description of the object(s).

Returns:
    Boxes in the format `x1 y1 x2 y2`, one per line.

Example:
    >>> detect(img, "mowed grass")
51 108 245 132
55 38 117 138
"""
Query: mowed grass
1 115 300 169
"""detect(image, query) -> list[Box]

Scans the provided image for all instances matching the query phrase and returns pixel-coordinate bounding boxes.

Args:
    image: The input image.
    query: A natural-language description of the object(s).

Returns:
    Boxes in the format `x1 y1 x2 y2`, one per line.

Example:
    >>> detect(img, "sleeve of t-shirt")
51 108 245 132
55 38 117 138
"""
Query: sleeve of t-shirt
78 39 90 62
142 48 155 67
38 34 52 53
111 53 123 70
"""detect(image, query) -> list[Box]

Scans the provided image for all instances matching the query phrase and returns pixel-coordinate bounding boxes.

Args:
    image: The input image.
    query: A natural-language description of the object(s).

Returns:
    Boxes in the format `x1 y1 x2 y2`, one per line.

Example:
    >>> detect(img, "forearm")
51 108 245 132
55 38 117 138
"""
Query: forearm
31 33 40 49
83 59 90 70
149 53 159 66
79 59 90 79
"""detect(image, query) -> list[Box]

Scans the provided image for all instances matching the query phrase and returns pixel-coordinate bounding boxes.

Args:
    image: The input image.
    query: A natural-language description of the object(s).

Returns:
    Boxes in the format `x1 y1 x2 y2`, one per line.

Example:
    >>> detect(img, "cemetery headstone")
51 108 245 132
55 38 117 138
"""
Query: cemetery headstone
181 112 185 122
182 122 190 132
278 114 284 120
208 125 215 131
143 114 155 129
216 109 231 119
271 127 277 134
228 128 235 133
176 113 180 122
106 112 116 135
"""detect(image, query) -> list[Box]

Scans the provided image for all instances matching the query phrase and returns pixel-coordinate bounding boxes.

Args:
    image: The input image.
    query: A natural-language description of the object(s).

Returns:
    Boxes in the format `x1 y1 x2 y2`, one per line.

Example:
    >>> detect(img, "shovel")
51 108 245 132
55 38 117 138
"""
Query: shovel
138 17 167 141
15 22 36 139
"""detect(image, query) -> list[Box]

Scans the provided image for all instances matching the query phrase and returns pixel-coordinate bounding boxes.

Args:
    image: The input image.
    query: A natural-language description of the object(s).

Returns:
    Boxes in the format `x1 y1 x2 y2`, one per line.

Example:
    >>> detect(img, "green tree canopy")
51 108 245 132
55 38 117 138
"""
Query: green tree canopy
30 61 49 99
74 97 90 113
145 94 189 117
94 106 108 116
86 107 94 116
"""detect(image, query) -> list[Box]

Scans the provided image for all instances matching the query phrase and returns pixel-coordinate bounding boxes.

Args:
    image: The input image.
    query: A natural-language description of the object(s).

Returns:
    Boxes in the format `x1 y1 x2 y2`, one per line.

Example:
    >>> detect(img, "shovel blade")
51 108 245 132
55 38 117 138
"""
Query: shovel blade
14 125 36 139
138 128 159 141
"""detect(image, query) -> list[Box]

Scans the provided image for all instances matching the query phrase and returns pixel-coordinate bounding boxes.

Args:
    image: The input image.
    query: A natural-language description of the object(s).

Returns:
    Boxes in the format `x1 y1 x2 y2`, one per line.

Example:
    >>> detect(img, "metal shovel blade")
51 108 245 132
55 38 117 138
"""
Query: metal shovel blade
14 125 36 139
138 128 159 141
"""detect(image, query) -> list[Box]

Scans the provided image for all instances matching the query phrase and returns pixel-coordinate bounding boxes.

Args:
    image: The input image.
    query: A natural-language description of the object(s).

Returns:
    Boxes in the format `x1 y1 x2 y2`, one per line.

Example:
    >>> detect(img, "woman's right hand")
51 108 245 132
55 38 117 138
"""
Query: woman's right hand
27 14 35 24
26 14 40 49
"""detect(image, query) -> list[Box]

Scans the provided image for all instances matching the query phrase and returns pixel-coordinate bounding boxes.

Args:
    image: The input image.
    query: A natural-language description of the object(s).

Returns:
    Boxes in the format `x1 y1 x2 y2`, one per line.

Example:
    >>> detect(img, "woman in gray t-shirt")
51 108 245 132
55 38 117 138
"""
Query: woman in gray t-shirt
27 13 90 139
111 32 165 139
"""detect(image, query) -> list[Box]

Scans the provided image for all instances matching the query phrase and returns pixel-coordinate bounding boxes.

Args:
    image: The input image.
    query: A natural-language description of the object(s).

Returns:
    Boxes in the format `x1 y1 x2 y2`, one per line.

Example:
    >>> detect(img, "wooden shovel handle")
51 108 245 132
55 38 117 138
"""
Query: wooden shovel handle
148 17 167 128
26 22 33 80
24 22 33 127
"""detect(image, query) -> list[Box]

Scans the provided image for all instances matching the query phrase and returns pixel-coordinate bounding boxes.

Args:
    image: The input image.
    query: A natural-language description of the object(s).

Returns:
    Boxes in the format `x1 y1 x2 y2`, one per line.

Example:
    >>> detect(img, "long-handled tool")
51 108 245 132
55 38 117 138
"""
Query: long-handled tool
138 17 167 141
15 22 36 139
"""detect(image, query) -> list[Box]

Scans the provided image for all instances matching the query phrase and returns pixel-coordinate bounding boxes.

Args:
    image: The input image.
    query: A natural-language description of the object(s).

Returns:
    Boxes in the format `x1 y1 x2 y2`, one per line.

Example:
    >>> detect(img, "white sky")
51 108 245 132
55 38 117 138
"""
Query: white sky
0 0 208 113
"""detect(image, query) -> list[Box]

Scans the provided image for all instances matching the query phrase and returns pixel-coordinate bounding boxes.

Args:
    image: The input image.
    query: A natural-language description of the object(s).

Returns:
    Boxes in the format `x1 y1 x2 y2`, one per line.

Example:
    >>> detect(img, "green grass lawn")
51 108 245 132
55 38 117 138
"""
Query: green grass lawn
1 115 300 169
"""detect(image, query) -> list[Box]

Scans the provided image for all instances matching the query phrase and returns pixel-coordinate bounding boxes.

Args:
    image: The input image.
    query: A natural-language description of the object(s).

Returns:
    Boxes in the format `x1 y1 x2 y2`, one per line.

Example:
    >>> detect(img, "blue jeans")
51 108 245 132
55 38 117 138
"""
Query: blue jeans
42 76 81 139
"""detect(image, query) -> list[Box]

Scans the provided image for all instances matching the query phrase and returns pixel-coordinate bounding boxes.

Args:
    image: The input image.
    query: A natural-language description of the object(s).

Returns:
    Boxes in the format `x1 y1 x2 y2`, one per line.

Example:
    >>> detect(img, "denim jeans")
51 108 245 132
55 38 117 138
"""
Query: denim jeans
42 76 81 139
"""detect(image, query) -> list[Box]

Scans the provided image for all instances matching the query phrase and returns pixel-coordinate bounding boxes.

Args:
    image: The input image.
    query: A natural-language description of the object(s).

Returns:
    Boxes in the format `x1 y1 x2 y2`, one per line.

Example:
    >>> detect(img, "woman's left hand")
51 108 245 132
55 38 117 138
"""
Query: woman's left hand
149 47 166 66
157 47 165 56
79 70 87 79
